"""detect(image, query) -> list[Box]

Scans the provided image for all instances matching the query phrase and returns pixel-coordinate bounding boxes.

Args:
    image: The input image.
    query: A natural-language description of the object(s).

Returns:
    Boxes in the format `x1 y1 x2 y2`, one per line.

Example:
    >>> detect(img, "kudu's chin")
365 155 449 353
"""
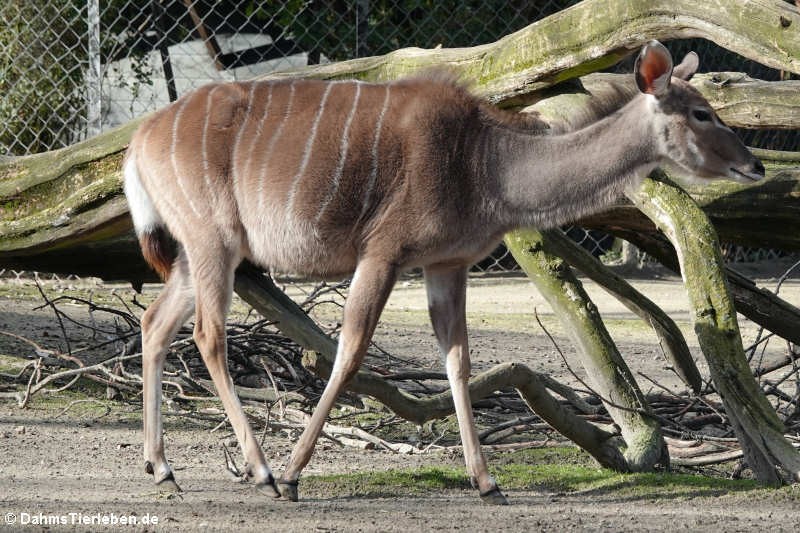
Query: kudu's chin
660 162 764 187
726 163 765 184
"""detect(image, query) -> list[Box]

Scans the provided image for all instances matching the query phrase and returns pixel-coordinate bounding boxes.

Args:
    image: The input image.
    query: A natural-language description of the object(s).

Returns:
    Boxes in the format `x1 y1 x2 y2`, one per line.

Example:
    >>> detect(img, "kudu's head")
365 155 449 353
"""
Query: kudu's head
635 40 764 184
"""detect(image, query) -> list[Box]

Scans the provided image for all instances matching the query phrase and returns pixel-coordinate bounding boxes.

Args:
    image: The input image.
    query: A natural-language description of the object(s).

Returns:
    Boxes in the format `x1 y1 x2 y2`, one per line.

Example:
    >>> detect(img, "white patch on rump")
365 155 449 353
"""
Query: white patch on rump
123 155 162 236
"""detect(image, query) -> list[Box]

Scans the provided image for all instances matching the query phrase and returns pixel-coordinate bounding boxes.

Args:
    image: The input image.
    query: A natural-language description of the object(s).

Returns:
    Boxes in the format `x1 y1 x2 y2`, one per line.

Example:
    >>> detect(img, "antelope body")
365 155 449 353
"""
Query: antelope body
124 41 763 504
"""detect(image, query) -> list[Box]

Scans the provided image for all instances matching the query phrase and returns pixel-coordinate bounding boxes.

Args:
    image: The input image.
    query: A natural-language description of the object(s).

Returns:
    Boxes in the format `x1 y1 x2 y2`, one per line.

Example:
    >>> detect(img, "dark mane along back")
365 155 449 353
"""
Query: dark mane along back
411 71 642 136
534 74 641 134
396 68 553 135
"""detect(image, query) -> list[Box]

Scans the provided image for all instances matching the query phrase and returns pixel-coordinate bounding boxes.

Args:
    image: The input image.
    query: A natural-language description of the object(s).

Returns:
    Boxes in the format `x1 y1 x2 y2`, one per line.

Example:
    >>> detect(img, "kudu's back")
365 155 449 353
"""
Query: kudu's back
125 78 474 279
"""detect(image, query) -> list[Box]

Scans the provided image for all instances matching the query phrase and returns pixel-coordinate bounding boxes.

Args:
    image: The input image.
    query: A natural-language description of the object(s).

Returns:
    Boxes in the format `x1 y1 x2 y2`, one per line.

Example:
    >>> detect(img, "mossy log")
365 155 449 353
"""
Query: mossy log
235 263 629 472
504 229 667 472
260 0 800 105
628 171 800 484
536 228 701 393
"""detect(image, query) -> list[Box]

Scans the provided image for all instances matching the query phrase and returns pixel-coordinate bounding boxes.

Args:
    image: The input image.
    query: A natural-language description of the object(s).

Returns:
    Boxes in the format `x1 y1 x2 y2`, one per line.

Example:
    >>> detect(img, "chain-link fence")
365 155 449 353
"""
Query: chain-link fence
2 0 798 273
1 0 583 155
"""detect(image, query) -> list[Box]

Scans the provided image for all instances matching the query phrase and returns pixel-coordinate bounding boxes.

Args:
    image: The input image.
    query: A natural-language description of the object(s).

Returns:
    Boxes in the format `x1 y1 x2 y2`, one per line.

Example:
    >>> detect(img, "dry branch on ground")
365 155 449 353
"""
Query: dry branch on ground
2 277 799 474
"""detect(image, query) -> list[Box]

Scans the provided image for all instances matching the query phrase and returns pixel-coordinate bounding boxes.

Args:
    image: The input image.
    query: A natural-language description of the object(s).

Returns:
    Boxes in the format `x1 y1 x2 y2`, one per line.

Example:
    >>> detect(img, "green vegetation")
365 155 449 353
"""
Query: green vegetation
0 353 24 374
0 1 146 155
302 446 796 501
250 1 577 62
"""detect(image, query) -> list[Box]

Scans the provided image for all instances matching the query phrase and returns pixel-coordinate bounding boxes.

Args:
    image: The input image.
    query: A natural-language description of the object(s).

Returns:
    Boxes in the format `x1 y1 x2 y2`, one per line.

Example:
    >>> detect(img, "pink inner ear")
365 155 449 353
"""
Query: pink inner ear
639 51 671 93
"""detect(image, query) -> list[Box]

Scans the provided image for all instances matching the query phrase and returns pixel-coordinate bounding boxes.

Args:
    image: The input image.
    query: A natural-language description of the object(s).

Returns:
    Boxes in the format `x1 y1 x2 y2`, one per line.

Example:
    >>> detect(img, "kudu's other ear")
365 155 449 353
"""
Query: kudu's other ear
634 40 673 96
673 51 699 81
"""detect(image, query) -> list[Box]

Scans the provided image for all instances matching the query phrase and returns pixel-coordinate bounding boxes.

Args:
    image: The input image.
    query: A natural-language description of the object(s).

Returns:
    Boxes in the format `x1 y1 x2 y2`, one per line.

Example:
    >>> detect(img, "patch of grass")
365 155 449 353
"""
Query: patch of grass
491 462 764 497
0 353 28 373
26 387 110 410
303 446 800 502
304 466 470 498
0 283 45 301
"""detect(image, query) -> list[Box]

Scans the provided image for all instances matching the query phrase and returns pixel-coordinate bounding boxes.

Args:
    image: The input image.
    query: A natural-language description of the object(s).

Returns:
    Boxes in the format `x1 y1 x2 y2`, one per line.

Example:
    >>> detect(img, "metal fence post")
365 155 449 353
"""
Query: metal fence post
152 0 178 103
356 0 370 58
86 0 102 139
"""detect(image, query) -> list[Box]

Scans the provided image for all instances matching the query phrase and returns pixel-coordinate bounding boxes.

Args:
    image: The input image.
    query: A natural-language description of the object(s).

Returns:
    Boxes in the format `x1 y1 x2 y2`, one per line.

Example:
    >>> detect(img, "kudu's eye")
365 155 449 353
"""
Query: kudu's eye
692 108 712 122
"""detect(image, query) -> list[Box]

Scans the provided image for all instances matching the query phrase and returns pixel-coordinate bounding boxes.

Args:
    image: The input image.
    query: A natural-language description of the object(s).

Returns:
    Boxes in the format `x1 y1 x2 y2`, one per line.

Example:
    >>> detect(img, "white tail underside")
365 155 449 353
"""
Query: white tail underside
124 154 162 236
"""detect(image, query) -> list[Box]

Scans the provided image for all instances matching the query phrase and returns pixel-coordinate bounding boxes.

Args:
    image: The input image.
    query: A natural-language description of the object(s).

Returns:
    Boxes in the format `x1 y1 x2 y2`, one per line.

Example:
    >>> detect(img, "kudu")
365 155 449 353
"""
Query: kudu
123 41 763 504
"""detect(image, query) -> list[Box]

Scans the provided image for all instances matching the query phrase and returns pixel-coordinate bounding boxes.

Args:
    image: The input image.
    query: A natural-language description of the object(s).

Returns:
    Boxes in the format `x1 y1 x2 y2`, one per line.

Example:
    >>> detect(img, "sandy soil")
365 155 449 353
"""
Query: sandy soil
1 270 799 532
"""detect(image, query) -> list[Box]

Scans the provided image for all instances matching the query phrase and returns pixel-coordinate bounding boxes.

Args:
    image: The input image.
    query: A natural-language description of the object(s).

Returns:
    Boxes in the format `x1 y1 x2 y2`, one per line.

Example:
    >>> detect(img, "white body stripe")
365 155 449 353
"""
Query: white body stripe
170 91 203 219
201 86 222 204
315 82 362 224
286 82 335 216
245 83 274 186
139 120 185 221
258 82 296 212
232 82 257 193
359 85 391 220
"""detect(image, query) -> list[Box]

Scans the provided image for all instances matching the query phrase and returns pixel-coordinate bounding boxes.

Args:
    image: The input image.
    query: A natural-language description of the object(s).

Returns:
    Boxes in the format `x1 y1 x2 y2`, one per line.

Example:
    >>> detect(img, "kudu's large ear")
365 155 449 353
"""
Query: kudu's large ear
634 40 673 96
672 51 699 81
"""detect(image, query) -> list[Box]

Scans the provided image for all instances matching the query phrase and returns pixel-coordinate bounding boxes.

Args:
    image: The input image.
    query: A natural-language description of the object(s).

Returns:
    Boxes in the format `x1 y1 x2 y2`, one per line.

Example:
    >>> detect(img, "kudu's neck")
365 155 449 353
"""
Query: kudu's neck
480 95 658 230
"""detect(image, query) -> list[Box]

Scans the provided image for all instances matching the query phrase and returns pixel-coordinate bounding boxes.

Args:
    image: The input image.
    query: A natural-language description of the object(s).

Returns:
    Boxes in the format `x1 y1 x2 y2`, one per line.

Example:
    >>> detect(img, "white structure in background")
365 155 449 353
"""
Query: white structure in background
102 33 313 130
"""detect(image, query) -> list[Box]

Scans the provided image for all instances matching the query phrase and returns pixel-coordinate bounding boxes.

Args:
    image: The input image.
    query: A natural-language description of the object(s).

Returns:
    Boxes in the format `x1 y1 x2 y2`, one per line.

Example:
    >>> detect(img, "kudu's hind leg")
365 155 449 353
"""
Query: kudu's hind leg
189 249 279 497
424 266 509 505
278 258 397 501
141 252 194 491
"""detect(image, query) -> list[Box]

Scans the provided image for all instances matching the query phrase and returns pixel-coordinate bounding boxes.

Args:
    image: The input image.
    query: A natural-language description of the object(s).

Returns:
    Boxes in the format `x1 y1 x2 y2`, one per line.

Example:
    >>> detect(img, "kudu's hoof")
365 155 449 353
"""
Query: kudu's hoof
155 472 183 493
146 461 182 493
256 475 281 498
479 486 509 505
245 463 281 498
277 478 299 502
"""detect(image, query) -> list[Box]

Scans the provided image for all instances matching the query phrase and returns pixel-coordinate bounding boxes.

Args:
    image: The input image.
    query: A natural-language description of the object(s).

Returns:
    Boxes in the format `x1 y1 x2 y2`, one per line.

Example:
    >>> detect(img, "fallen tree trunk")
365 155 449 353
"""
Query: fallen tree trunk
505 229 667 472
628 170 800 483
234 263 630 471
259 0 800 104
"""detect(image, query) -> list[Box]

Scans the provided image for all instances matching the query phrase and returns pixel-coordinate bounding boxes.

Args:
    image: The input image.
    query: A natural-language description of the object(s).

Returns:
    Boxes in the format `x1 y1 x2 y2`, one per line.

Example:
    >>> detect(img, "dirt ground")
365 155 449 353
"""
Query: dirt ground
1 266 800 532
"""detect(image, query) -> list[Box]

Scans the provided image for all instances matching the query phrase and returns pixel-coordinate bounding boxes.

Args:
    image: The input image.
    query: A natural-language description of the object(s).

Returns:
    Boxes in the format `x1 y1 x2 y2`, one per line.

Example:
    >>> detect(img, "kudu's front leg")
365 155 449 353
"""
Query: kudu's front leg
278 258 397 501
424 266 508 505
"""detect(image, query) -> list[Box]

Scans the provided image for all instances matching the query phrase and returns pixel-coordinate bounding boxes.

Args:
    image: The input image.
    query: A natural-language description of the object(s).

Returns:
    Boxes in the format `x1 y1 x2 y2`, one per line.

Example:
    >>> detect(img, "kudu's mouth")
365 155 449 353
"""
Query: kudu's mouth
727 160 765 184
728 168 762 183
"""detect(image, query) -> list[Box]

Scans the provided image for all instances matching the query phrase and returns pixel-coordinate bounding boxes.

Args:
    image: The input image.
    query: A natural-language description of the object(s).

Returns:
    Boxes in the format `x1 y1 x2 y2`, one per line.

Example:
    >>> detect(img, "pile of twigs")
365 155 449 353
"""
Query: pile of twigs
0 279 325 408
1 276 799 475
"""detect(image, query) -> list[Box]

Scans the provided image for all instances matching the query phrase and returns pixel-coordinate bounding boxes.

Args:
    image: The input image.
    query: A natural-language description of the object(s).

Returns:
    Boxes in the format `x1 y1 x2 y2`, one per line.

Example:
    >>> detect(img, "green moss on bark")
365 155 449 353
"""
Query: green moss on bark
505 229 666 472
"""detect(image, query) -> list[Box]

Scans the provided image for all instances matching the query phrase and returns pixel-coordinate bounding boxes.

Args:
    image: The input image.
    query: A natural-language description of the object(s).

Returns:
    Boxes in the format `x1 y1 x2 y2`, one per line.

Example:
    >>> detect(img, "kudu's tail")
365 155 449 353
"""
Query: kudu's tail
123 151 175 280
